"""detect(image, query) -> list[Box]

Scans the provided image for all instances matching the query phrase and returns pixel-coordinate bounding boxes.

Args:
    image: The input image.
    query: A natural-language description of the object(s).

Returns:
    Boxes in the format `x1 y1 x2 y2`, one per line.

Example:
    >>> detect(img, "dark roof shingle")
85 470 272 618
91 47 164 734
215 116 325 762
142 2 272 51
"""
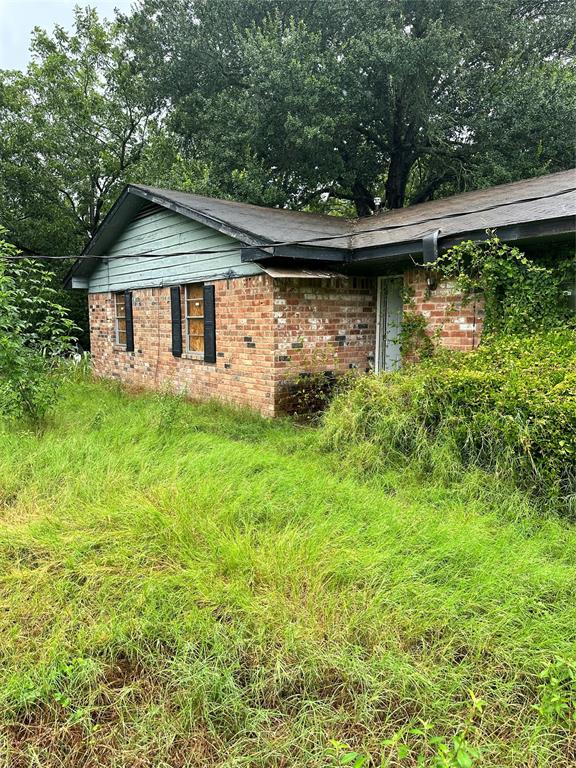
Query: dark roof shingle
130 169 575 252
351 169 576 250
131 185 351 248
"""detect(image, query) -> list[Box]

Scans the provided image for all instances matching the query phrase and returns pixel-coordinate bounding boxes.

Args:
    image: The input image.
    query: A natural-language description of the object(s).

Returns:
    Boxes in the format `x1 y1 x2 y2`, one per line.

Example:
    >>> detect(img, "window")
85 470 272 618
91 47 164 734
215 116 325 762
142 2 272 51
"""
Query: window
114 292 127 346
185 283 204 354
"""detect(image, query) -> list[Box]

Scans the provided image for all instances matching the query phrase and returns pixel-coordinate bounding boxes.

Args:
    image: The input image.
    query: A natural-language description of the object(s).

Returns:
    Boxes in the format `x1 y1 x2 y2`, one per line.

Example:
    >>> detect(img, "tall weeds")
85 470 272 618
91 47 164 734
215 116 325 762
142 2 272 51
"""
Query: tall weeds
322 330 576 516
0 375 575 766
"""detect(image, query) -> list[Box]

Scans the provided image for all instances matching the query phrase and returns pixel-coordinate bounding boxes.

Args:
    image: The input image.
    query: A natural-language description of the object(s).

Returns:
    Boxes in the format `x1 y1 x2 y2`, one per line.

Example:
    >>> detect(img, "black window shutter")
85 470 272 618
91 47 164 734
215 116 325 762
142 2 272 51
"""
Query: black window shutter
170 286 182 357
124 290 134 352
203 284 216 363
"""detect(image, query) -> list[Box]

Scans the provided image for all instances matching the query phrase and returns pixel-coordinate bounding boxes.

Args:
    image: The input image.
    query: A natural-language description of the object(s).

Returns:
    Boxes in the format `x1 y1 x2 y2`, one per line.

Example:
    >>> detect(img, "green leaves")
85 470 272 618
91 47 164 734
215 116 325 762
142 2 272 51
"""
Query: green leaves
330 692 485 766
0 230 78 424
323 326 576 515
535 656 576 727
0 7 161 343
126 0 575 213
0 6 159 247
328 740 369 767
434 234 575 336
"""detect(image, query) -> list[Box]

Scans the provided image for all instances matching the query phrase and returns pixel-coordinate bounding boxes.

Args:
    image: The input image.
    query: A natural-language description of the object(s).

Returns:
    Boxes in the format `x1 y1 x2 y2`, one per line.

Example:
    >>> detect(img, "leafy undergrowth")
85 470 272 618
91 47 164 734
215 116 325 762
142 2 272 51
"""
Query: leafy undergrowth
0 377 575 767
323 330 576 517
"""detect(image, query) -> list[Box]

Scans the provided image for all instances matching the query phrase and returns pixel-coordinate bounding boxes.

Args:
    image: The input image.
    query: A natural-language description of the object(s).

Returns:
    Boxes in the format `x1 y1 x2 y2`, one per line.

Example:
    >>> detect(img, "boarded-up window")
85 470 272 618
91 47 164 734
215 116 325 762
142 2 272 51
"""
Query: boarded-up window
114 292 127 346
185 284 204 354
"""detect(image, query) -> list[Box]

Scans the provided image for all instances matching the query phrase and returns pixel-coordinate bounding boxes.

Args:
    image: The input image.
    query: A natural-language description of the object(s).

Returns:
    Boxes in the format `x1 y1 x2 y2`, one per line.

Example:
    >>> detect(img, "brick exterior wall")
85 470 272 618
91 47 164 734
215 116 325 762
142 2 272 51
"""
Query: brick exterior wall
404 268 484 351
272 276 377 407
89 275 277 416
88 274 377 416
88 270 483 415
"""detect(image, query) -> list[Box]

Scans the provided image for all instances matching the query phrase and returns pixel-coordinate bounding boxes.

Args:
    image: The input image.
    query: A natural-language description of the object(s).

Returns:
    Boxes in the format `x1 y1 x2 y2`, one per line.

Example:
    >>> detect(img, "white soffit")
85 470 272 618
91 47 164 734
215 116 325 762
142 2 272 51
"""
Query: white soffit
260 265 342 279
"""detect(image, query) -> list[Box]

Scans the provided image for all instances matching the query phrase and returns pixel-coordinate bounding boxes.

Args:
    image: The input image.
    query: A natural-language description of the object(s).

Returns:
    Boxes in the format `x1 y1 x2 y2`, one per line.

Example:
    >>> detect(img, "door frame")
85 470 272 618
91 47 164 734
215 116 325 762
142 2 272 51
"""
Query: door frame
375 274 404 373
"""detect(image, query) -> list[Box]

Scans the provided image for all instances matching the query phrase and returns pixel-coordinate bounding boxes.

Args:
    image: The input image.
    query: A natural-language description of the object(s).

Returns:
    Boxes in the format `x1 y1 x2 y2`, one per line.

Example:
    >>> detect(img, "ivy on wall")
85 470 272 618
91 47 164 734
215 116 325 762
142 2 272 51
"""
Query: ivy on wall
432 233 575 336
399 309 436 360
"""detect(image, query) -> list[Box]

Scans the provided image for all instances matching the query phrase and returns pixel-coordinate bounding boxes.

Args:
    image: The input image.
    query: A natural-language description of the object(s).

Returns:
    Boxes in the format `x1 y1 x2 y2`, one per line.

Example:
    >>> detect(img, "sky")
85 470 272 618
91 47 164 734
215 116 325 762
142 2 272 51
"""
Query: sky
0 0 134 71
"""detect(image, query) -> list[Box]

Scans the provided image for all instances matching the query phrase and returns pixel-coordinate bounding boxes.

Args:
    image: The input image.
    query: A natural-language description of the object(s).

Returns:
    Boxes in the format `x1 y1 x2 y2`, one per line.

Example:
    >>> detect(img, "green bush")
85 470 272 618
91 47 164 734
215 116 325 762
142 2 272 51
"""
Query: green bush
0 231 78 424
432 235 574 336
322 330 576 516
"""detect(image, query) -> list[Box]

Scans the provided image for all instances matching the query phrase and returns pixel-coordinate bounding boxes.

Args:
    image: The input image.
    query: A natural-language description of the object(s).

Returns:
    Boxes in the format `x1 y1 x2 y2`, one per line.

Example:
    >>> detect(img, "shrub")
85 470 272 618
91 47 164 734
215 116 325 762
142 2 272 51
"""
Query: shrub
0 232 78 424
322 330 576 515
278 370 339 417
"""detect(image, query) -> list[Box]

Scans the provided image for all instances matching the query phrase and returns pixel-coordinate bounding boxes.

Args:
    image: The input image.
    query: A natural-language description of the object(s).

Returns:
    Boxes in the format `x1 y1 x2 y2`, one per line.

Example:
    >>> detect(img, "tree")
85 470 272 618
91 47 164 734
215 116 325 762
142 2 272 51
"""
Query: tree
0 6 160 344
0 6 159 243
0 73 80 259
0 230 78 423
126 0 576 215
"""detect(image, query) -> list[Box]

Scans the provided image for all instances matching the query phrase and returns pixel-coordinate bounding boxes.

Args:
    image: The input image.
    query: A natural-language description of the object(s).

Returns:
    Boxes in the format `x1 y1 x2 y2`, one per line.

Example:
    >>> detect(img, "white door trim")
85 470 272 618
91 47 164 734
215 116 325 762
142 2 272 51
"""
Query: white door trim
375 277 384 373
375 275 404 373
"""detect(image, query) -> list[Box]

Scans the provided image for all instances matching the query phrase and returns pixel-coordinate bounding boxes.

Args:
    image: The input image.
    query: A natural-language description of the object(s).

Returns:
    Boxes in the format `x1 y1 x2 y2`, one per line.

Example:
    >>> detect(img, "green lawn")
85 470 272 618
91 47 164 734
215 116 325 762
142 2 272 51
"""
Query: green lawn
0 378 574 767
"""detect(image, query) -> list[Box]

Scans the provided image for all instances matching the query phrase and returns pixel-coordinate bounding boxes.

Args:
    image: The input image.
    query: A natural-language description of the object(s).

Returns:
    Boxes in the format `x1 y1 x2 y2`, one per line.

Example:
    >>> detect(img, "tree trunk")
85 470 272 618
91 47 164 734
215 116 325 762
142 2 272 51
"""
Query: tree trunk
385 151 413 209
409 172 449 205
352 179 375 218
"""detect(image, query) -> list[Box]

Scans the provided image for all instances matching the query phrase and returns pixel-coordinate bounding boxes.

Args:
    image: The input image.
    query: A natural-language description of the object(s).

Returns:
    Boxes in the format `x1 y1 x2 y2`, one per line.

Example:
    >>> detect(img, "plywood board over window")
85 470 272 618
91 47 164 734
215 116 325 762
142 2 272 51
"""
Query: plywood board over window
114 292 127 346
185 284 204 354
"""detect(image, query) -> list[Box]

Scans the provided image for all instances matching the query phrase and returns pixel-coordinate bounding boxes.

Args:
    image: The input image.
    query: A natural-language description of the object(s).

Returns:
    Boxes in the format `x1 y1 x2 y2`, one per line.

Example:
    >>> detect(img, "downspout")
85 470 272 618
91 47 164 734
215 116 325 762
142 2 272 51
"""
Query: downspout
423 229 441 291
422 229 440 264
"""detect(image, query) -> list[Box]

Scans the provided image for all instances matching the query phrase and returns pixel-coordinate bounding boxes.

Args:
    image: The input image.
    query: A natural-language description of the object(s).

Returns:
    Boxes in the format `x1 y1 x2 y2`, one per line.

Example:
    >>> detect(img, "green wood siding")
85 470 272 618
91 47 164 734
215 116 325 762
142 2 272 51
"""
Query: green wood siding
88 208 262 293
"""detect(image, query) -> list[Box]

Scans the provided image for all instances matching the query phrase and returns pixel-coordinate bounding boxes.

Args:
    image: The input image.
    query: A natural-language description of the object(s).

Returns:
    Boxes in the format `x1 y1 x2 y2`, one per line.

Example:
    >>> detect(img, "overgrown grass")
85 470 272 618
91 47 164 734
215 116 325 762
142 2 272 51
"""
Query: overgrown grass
0 376 575 766
323 330 576 516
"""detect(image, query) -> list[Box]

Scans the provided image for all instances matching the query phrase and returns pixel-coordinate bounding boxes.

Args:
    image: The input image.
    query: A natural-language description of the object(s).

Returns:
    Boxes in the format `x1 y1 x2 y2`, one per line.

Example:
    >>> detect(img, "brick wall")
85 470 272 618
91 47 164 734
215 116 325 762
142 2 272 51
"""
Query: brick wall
89 274 377 416
89 275 277 416
272 276 377 407
88 270 481 416
405 268 484 351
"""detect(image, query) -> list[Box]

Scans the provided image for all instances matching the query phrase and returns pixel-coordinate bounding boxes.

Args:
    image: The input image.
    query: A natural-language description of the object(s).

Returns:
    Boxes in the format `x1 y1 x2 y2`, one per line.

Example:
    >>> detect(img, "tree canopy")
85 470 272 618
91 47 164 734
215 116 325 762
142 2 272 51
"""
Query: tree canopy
0 7 159 342
0 6 159 255
0 0 573 327
126 0 576 214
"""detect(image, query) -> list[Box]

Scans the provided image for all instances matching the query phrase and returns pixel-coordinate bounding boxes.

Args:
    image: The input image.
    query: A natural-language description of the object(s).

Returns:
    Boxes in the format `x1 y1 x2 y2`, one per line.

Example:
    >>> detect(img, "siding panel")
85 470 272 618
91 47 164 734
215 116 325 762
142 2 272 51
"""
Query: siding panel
88 208 262 293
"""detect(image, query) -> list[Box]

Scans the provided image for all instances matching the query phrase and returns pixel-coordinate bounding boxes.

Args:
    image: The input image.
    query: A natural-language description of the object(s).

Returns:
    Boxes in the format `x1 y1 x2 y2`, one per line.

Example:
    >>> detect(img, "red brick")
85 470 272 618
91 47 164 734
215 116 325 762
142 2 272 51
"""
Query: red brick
90 271 485 415
89 275 378 416
404 269 483 352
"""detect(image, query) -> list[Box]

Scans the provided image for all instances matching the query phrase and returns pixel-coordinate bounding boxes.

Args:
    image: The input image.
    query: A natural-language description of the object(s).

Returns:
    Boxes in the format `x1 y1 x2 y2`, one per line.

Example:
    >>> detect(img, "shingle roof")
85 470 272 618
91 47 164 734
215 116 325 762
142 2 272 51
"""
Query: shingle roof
351 169 576 250
67 169 575 289
130 185 352 249
129 170 575 253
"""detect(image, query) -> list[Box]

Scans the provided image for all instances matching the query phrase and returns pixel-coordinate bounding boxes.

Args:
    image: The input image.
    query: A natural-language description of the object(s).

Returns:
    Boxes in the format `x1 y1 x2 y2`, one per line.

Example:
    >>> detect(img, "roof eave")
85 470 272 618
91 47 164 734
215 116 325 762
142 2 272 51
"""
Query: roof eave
126 185 270 249
64 173 575 289
64 184 273 288
350 215 576 267
241 244 349 263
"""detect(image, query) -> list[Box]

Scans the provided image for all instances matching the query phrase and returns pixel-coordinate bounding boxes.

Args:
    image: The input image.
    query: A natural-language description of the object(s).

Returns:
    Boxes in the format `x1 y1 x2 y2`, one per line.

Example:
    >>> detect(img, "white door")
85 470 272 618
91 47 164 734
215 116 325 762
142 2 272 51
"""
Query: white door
376 276 403 372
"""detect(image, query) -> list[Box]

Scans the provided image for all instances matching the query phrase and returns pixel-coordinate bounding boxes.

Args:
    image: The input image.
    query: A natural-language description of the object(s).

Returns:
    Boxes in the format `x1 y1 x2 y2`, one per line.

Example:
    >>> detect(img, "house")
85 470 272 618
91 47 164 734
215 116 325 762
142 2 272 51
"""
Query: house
66 170 575 416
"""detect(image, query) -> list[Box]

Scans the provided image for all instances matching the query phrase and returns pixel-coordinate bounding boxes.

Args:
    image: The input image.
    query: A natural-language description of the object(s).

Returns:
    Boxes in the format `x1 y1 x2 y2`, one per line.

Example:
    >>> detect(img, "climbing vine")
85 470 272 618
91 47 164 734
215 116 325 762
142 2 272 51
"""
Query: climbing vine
432 233 574 336
399 310 435 360
398 284 437 361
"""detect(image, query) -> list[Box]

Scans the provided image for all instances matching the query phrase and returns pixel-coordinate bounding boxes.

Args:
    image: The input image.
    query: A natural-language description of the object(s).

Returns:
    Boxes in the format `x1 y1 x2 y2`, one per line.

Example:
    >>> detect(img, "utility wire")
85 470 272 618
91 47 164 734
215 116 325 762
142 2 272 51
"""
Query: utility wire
2 186 574 261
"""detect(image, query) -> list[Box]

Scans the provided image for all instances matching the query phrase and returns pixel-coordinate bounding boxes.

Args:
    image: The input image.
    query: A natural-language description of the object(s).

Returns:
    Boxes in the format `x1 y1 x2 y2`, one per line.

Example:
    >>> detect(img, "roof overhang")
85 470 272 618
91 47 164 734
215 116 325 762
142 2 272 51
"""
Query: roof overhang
65 184 272 288
243 215 576 275
122 186 269 248
65 171 575 289
438 215 575 250
241 244 348 263
259 265 343 279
